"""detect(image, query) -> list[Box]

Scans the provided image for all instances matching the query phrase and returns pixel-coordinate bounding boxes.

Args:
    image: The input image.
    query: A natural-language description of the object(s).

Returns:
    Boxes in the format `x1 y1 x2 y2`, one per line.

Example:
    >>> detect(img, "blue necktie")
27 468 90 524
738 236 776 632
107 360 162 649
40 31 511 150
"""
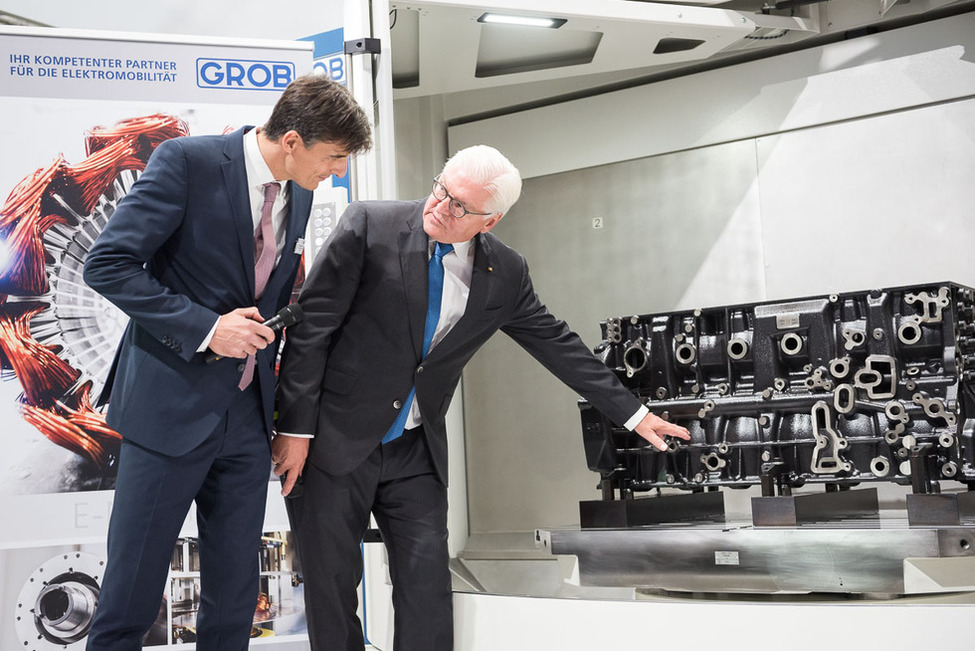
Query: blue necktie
383 242 454 444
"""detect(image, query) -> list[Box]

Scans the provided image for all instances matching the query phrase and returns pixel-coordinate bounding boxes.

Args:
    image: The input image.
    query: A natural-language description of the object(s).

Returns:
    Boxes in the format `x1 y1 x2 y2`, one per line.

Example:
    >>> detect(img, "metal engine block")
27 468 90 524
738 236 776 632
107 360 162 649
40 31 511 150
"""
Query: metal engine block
580 282 975 513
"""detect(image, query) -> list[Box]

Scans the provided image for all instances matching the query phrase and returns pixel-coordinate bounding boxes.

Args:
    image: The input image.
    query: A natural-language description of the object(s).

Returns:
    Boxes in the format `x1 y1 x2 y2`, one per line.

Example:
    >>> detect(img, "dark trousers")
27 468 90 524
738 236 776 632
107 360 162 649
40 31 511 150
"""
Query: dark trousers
86 383 270 651
288 427 452 651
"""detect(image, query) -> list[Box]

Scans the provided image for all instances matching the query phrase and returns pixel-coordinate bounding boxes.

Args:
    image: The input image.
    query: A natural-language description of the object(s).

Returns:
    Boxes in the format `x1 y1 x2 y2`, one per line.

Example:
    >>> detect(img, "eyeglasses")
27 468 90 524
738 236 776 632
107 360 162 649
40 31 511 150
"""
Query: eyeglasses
432 176 494 219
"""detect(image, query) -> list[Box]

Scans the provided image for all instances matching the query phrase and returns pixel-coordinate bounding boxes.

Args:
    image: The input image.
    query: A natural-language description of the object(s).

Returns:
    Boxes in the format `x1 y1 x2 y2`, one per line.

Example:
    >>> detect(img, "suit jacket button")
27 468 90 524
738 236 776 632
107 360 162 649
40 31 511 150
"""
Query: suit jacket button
417 365 424 374
237 362 246 372
393 400 402 409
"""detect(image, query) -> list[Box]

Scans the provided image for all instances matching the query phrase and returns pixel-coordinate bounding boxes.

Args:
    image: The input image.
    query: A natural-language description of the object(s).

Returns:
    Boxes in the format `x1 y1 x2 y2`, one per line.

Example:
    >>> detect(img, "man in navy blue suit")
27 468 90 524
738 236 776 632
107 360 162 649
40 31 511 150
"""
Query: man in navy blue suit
83 74 371 651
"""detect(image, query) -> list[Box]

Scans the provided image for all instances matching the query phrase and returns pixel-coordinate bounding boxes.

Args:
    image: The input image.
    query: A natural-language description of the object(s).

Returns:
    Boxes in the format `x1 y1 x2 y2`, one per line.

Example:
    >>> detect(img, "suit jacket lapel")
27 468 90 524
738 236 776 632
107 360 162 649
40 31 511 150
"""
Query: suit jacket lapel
463 233 492 320
281 182 306 255
401 204 429 360
221 128 255 298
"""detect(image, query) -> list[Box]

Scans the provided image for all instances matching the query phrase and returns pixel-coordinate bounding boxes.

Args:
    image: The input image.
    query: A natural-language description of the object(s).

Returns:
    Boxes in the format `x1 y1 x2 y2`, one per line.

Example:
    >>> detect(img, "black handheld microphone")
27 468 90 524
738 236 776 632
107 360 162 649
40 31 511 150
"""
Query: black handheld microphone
205 304 304 364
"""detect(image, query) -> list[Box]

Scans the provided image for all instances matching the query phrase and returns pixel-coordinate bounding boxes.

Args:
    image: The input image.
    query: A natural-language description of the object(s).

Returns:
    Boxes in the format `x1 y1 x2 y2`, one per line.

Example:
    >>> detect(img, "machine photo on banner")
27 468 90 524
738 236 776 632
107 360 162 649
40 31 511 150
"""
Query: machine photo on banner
0 26 319 649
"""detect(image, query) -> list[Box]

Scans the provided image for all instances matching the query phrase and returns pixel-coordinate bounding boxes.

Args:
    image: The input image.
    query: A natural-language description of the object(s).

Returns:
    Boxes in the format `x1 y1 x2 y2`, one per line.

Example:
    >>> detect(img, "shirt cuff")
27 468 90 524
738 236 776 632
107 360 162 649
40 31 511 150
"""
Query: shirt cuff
197 318 220 353
275 432 314 438
623 405 649 431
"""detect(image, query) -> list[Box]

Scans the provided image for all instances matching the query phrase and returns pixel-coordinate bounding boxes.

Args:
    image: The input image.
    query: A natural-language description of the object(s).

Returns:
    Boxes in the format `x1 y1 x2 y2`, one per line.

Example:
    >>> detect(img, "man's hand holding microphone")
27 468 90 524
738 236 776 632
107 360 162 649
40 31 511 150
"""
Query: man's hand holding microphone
206 304 304 362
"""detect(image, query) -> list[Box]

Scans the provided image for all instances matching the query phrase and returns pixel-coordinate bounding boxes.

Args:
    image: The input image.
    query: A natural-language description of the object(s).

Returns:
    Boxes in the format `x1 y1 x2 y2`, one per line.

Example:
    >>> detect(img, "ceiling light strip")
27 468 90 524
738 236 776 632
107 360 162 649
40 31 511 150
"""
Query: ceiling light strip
477 13 567 29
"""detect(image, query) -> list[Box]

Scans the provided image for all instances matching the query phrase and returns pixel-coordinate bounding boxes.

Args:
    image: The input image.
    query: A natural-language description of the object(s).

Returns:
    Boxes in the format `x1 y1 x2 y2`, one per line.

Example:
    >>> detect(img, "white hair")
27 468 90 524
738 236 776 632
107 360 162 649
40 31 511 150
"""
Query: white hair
441 145 522 216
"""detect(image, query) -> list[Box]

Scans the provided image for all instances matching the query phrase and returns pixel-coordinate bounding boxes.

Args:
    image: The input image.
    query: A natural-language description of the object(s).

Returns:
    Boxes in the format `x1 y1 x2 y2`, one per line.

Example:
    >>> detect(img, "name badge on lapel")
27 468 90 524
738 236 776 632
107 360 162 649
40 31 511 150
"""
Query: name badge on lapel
293 238 305 255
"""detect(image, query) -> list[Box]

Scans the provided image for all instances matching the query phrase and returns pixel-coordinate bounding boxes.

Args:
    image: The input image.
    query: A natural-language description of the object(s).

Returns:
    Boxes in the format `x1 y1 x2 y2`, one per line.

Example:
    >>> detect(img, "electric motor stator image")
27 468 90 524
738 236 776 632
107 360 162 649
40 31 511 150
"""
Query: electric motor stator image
580 282 975 526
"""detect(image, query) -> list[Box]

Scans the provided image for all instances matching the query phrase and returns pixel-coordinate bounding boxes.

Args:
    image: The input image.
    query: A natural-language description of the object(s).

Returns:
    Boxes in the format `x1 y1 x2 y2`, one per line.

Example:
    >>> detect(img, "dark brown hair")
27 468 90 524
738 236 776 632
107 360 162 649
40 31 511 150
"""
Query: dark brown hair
263 74 372 154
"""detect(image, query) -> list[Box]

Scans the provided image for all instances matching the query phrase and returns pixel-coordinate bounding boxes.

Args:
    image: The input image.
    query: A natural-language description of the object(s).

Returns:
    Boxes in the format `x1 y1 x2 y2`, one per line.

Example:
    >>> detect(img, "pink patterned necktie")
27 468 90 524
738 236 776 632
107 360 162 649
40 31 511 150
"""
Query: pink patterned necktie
239 181 280 391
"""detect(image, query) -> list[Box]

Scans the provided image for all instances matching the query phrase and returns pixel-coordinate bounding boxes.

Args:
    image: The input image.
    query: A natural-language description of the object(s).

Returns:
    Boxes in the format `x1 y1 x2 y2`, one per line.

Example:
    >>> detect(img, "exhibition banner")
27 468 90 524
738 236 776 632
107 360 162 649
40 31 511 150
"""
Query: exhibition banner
2 27 305 104
0 26 312 648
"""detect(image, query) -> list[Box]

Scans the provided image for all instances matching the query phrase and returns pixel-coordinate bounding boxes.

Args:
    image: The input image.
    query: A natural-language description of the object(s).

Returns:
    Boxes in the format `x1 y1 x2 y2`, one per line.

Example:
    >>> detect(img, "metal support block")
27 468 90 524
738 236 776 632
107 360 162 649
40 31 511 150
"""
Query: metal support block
907 491 975 526
540 524 975 595
580 491 725 529
344 37 381 55
752 487 879 526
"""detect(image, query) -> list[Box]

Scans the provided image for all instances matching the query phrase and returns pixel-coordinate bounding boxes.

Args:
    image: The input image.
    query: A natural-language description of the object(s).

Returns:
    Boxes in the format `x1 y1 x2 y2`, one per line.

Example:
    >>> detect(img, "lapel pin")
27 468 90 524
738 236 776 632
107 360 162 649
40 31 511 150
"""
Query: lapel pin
294 238 305 255
488 266 493 272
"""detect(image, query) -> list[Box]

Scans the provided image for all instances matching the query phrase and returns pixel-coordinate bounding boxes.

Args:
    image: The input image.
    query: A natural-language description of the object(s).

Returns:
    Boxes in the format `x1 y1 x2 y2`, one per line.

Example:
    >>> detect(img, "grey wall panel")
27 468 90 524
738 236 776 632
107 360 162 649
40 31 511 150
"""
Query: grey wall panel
463 95 975 535
464 140 764 532
757 97 975 297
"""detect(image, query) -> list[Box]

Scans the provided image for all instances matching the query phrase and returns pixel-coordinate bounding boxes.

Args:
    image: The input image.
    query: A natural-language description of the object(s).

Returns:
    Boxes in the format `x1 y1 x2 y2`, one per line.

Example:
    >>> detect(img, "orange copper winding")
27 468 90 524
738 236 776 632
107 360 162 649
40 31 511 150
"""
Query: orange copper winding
0 114 189 474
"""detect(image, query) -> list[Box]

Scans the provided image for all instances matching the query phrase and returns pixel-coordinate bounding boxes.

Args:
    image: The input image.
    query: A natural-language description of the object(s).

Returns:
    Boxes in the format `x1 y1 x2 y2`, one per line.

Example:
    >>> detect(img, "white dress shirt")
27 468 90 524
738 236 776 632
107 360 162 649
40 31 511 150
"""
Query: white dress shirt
198 128 288 352
242 127 290 263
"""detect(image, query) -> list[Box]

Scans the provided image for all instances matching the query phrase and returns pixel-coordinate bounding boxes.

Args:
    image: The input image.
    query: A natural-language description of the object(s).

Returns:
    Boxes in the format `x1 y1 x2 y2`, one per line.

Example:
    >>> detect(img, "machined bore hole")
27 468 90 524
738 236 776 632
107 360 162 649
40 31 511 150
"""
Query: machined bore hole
887 403 903 418
870 457 890 476
835 385 854 412
898 322 923 345
728 339 748 360
623 346 648 373
860 370 880 385
780 332 803 356
39 589 69 621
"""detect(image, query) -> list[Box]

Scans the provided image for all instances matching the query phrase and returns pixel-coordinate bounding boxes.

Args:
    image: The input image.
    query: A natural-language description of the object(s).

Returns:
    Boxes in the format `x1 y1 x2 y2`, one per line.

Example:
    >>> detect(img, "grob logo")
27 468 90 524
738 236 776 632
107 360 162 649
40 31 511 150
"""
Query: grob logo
196 58 294 90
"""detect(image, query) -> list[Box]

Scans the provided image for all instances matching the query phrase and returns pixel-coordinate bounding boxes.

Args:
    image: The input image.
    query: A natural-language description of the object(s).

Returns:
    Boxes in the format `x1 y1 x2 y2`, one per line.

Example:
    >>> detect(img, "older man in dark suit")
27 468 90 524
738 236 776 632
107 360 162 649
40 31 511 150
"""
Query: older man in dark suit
273 145 690 650
82 75 371 651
